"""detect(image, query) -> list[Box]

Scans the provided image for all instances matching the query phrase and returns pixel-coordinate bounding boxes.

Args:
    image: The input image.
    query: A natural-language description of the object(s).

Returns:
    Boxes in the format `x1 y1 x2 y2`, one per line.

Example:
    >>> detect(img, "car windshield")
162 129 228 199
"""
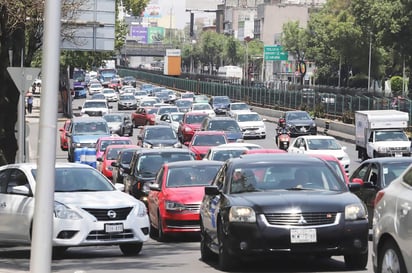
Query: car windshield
287 112 311 121
176 100 192 107
382 162 412 187
192 104 211 111
106 147 122 160
120 95 135 100
103 115 122 122
237 113 260 122
171 113 184 122
213 97 230 104
375 131 409 141
307 138 341 150
229 162 345 194
166 165 221 187
103 89 114 94
186 114 207 124
101 139 132 151
145 128 176 140
137 153 194 175
158 107 178 115
209 120 241 132
212 149 246 161
120 150 135 164
326 160 346 182
83 101 107 108
193 135 226 146
74 122 108 134
181 93 194 99
32 168 114 192
146 108 157 114
231 104 249 110
135 91 147 96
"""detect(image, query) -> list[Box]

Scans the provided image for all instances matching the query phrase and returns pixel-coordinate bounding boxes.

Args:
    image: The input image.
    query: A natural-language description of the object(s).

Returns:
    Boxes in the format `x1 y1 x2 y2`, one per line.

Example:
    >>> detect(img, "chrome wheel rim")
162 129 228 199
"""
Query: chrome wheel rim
381 249 401 273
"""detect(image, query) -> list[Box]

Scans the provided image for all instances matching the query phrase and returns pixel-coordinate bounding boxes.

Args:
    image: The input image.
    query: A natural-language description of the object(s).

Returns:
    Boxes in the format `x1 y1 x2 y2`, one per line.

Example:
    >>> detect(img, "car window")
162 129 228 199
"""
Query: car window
402 167 412 186
0 169 9 193
382 162 412 187
351 163 369 181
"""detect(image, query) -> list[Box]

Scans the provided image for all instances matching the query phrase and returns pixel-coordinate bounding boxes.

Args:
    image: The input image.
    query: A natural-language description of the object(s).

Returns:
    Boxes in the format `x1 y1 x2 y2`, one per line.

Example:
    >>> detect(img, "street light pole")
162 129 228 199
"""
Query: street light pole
367 31 372 93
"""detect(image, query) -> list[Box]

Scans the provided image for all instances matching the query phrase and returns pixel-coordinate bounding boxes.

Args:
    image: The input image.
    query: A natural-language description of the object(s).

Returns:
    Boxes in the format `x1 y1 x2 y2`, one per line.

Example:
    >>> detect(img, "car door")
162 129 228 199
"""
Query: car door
148 167 164 227
397 171 412 269
360 163 380 226
0 168 33 243
289 137 304 153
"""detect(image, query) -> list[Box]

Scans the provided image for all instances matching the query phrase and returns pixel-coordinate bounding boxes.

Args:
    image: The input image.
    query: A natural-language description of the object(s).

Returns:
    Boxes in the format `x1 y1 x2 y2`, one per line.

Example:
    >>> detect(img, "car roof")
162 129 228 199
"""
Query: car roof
71 116 107 123
243 149 286 154
297 135 336 140
362 157 412 164
237 153 322 164
205 116 236 121
164 160 223 168
105 144 137 150
134 148 194 155
97 136 131 141
193 130 226 136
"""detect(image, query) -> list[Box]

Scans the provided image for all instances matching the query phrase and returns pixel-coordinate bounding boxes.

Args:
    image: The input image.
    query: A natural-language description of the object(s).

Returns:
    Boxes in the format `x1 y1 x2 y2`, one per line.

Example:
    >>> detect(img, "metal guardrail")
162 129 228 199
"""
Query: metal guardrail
118 68 412 127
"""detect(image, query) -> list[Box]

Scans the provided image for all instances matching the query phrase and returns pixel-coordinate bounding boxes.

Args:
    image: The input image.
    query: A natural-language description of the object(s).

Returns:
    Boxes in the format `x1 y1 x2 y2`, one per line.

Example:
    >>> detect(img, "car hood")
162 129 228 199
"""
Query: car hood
213 103 229 109
230 191 360 213
73 134 109 143
81 107 108 112
119 100 136 104
287 119 316 126
55 191 139 207
190 145 212 154
145 139 179 146
238 121 264 128
163 187 205 203
185 124 201 130
224 131 243 141
304 150 348 158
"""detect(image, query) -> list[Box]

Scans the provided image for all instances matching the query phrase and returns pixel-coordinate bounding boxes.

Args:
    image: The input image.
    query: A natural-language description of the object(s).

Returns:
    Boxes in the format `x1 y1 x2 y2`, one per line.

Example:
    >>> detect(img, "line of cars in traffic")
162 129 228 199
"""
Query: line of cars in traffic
3 79 411 273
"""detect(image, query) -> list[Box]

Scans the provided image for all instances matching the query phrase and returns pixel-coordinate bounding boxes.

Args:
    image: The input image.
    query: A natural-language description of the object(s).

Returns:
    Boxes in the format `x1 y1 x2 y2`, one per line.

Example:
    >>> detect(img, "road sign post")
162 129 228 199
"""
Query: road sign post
7 67 41 163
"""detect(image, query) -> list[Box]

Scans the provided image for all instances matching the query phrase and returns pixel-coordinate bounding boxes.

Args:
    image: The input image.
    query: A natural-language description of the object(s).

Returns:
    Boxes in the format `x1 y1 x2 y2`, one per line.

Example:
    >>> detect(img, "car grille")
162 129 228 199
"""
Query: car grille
165 219 200 229
389 147 409 152
86 229 134 241
85 110 103 116
264 212 338 226
83 207 133 221
242 127 259 131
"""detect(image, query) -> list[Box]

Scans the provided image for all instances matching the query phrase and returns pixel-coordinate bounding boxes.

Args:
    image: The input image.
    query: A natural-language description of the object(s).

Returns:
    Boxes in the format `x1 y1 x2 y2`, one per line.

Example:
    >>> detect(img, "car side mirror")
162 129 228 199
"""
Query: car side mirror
204 185 220 195
149 183 161 191
111 162 119 167
350 177 364 186
347 183 361 192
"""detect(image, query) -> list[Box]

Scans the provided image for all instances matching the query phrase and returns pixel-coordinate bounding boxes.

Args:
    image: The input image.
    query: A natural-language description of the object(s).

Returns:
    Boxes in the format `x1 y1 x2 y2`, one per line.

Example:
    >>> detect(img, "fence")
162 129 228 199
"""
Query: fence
118 68 412 126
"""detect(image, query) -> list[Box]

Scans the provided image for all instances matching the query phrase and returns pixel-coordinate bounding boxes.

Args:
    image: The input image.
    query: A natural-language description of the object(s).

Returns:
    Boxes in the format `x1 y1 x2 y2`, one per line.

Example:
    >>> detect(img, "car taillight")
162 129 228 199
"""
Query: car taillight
374 190 385 207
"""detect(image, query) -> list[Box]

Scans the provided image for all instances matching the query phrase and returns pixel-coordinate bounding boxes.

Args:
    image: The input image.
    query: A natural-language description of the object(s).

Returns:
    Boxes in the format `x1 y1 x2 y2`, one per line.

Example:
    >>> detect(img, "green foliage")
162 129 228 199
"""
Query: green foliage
122 0 150 17
348 74 368 88
390 76 403 97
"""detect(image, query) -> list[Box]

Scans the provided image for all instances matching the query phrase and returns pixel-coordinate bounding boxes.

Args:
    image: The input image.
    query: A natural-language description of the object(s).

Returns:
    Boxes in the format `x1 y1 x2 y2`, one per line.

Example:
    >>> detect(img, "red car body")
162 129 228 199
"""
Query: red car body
177 112 209 143
107 79 122 90
186 131 228 160
131 106 157 127
97 144 138 180
59 119 71 151
147 160 223 240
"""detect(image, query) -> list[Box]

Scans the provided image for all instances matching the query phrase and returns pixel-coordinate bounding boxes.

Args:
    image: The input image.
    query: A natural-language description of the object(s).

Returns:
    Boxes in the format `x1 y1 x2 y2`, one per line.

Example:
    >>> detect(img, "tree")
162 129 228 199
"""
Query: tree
0 0 149 165
198 31 224 74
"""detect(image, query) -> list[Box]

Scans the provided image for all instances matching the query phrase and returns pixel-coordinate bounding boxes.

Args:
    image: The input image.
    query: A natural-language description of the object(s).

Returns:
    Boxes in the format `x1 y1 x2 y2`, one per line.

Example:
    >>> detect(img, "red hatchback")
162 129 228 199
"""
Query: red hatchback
186 131 228 160
59 119 71 151
97 144 138 180
131 106 157 127
177 112 209 143
147 160 223 241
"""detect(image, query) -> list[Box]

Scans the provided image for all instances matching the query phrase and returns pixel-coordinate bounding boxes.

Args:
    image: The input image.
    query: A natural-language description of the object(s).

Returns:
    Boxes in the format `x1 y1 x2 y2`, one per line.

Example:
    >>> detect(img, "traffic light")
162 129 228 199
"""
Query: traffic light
190 12 194 37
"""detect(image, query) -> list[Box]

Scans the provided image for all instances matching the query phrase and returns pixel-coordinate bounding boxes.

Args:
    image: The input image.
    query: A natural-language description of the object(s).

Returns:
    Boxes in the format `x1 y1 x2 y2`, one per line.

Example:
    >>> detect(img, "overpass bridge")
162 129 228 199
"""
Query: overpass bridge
120 44 174 57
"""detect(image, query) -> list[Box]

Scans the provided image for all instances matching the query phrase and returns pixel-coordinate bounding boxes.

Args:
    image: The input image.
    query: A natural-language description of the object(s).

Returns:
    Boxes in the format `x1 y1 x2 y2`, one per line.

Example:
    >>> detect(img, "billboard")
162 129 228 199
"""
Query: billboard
143 4 161 18
147 27 165 44
185 0 222 10
130 26 148 44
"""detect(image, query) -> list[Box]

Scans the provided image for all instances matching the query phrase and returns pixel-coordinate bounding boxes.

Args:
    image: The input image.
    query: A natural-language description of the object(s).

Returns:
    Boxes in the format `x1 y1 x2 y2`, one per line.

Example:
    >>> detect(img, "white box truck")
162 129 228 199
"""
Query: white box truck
355 110 411 160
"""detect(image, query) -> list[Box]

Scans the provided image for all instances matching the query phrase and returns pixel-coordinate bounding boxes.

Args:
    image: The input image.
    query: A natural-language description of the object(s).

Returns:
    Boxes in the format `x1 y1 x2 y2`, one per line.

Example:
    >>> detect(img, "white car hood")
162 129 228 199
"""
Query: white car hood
238 121 265 128
55 191 139 208
304 149 347 158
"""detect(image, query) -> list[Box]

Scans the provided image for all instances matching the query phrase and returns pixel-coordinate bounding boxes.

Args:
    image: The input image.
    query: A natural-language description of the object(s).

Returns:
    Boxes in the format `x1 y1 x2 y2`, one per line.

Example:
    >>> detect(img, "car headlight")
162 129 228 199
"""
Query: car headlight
142 142 152 148
73 142 81 148
345 203 367 220
229 206 256 223
133 203 147 217
54 201 82 220
165 200 186 211
173 142 182 148
311 123 316 127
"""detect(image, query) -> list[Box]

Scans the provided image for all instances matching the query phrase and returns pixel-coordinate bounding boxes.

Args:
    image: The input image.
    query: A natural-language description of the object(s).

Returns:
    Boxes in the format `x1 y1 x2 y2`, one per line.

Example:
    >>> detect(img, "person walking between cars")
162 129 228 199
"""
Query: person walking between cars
26 92 33 114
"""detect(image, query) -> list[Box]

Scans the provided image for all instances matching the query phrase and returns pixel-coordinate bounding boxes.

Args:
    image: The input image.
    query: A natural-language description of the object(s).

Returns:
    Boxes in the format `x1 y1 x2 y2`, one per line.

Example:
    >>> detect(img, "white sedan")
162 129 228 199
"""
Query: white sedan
190 102 216 117
233 111 266 139
288 135 350 174
0 163 150 256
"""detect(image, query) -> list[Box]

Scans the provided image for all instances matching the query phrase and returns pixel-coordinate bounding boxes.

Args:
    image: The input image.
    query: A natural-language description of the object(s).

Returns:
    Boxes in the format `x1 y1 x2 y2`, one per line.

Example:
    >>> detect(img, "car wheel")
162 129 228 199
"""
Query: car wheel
157 212 168 242
119 242 143 256
378 240 407 273
200 220 215 262
217 221 237 271
344 251 368 269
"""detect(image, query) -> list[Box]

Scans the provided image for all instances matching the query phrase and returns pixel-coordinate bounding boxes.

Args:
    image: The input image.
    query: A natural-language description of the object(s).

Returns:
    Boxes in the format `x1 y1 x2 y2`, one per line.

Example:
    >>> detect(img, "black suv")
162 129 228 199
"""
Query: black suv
123 148 195 204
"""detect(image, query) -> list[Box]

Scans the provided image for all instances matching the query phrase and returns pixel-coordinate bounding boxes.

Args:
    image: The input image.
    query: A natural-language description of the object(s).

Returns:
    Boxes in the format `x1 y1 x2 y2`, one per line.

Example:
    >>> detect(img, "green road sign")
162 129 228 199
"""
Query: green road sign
264 45 288 61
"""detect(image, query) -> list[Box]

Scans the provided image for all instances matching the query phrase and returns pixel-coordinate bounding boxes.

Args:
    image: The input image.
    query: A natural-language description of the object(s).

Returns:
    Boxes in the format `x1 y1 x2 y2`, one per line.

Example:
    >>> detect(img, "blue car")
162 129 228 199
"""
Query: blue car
209 95 231 115
73 86 87 99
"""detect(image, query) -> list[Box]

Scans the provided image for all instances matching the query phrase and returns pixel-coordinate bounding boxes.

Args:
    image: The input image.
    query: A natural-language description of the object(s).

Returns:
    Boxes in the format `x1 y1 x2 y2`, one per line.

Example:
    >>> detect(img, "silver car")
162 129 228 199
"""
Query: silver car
372 165 412 273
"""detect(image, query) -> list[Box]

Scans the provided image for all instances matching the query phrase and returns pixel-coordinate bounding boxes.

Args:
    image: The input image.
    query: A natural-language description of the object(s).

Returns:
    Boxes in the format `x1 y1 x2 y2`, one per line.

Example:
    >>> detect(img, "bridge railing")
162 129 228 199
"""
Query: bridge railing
118 68 412 126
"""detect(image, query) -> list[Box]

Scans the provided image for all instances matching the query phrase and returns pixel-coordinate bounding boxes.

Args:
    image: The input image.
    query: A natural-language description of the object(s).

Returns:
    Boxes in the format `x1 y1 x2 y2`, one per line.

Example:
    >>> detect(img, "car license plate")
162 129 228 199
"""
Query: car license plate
105 223 124 233
395 152 402 157
300 127 306 132
290 229 317 243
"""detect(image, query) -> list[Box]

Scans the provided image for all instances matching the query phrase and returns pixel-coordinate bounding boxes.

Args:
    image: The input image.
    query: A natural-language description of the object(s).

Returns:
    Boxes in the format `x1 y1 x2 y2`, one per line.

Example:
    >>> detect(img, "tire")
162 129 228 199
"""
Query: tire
157 212 168 242
217 221 237 271
119 242 143 256
378 240 407 273
344 251 368 269
200 220 215 262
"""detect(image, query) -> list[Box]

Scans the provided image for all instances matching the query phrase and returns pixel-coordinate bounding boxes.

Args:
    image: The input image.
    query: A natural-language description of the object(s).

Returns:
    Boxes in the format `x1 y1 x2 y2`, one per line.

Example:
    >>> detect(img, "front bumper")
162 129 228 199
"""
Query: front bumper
222 213 368 257
161 209 201 234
